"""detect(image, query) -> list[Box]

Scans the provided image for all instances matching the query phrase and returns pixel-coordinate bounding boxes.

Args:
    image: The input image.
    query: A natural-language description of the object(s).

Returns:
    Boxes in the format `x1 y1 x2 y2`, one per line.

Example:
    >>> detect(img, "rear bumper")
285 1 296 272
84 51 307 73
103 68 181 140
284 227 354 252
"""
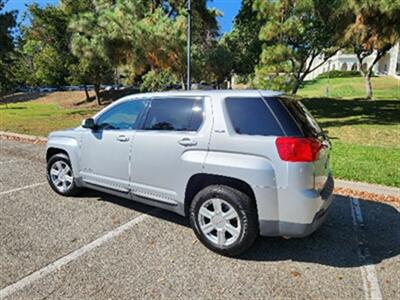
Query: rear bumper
259 175 334 237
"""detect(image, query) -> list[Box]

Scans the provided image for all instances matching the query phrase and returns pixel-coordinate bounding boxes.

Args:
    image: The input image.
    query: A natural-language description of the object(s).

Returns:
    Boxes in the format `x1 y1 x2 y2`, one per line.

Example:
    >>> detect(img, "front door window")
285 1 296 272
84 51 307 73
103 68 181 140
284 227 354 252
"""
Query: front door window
96 100 147 130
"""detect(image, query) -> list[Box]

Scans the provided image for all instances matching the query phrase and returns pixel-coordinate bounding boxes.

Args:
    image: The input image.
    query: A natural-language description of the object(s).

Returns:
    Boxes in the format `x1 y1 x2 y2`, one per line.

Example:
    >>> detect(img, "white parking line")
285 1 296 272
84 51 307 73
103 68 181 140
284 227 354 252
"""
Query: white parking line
0 182 47 196
0 211 155 299
350 198 382 300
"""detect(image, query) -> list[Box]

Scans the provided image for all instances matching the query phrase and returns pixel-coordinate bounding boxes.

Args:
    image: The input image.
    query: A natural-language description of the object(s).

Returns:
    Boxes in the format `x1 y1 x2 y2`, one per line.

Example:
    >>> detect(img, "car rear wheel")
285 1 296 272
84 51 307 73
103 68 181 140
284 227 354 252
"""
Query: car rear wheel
47 153 81 196
189 185 258 257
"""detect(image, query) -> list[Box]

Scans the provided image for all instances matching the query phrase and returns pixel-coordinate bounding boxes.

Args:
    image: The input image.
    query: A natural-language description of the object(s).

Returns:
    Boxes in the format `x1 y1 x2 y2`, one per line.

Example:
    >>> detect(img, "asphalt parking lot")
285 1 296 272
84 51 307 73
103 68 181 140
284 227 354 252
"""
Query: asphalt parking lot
0 139 399 299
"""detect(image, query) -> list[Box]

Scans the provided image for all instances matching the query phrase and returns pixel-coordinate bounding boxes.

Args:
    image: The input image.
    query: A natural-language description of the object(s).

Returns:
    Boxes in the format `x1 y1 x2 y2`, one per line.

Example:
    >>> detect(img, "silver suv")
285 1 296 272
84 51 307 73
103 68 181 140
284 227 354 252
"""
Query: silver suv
46 90 334 256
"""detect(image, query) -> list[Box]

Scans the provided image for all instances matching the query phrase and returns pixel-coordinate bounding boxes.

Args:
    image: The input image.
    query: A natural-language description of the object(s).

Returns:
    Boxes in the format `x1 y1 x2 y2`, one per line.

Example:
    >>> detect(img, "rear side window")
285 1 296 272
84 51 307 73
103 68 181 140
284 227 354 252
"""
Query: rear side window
225 97 284 136
143 98 203 131
279 98 323 138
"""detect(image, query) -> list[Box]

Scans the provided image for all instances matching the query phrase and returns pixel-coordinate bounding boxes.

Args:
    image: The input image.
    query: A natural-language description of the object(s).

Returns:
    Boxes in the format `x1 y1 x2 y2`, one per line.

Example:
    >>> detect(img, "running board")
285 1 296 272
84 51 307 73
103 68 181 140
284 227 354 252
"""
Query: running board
83 180 178 207
82 180 130 194
131 191 178 207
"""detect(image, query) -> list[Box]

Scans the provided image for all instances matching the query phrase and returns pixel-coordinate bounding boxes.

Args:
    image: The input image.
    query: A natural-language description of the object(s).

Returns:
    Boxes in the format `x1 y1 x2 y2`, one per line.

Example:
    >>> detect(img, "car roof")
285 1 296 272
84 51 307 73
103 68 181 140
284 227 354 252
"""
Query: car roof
119 89 283 101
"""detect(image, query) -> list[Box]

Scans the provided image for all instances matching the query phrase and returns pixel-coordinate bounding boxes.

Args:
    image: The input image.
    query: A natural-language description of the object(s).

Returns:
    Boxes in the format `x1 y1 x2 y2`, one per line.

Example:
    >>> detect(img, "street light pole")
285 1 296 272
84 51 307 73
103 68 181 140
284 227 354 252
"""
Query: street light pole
187 0 192 91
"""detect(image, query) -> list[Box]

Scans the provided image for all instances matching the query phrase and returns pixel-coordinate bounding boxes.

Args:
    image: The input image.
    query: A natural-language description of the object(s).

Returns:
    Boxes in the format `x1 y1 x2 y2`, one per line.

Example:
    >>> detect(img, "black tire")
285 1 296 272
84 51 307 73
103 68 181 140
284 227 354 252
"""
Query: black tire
189 185 259 257
47 153 81 196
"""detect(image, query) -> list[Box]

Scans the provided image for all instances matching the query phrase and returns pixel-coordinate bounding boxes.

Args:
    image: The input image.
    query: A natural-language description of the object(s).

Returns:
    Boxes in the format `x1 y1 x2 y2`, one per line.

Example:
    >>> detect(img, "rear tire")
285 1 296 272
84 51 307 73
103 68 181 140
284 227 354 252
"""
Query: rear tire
47 153 81 196
189 185 258 257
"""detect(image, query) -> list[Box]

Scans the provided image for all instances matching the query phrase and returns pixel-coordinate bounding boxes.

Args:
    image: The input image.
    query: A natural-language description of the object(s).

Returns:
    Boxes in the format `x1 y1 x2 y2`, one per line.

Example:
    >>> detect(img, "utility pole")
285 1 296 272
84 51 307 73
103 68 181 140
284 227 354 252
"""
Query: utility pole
187 0 192 90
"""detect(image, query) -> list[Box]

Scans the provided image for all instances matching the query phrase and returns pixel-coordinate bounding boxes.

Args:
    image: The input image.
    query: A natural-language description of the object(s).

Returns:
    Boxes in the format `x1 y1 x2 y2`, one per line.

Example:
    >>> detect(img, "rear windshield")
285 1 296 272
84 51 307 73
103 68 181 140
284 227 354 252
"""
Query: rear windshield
279 98 323 138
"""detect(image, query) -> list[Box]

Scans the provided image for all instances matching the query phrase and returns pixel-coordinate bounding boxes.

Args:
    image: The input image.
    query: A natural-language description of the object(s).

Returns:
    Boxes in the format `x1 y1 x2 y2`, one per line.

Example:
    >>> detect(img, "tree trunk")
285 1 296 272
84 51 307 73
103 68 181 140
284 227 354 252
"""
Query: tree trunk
84 84 90 101
94 83 101 105
364 74 373 100
180 76 186 90
291 78 301 95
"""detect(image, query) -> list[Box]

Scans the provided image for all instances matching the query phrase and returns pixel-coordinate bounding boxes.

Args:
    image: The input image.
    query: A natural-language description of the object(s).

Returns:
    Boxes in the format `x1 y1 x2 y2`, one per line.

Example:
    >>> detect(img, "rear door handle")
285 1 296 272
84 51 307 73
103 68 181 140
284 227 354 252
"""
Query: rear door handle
117 135 129 142
178 138 197 147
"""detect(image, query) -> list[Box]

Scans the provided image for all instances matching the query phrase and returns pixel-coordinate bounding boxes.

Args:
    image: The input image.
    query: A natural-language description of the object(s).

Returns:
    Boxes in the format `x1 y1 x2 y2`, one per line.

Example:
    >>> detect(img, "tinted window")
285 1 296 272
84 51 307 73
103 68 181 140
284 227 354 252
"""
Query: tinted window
280 98 323 138
264 97 303 136
97 100 146 130
144 98 203 131
225 97 284 136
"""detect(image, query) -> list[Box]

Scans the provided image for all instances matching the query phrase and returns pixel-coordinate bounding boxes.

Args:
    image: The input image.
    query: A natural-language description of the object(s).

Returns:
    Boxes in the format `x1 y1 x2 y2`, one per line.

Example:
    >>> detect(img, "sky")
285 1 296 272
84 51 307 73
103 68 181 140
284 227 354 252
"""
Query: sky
3 0 242 33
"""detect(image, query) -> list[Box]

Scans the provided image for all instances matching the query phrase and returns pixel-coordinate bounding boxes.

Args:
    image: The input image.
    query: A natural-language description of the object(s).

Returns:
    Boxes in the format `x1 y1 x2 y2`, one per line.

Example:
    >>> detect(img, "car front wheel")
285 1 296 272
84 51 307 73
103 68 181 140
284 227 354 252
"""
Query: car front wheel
47 153 81 196
189 185 258 257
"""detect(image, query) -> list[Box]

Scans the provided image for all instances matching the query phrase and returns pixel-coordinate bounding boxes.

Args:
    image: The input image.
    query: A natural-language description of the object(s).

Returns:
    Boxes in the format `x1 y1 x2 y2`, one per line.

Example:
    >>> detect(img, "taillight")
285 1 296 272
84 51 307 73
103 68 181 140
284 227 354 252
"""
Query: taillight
275 137 322 162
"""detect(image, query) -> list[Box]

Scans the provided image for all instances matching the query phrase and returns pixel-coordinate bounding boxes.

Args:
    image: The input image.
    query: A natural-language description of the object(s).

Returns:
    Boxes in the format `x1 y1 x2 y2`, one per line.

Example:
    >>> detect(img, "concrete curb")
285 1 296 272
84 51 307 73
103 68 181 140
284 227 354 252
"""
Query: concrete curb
335 179 399 198
1 131 399 198
0 131 47 144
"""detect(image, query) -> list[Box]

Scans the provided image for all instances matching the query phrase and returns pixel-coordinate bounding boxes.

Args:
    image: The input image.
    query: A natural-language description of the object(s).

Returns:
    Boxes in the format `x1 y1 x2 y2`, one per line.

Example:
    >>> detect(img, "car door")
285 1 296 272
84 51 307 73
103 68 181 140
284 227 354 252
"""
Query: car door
80 99 147 192
131 96 211 206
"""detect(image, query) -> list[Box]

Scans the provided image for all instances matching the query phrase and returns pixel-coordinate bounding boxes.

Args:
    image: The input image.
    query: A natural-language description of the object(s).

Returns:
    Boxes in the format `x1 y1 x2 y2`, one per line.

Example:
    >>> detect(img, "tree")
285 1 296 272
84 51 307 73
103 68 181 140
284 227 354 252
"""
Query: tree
68 0 220 93
9 0 220 99
344 0 400 99
253 0 350 94
223 0 263 79
102 0 219 87
205 41 233 88
0 0 17 94
140 69 178 92
69 5 114 105
15 3 75 87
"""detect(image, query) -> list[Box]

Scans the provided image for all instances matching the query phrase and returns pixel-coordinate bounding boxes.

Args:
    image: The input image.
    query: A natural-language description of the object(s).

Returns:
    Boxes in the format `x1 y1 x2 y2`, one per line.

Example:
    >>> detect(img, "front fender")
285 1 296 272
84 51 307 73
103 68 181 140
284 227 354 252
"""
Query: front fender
47 136 81 176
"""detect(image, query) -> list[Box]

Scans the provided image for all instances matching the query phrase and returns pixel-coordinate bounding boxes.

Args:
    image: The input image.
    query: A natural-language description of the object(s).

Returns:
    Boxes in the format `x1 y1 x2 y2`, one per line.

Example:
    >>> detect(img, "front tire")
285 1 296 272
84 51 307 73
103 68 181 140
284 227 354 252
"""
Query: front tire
47 153 81 196
189 185 259 257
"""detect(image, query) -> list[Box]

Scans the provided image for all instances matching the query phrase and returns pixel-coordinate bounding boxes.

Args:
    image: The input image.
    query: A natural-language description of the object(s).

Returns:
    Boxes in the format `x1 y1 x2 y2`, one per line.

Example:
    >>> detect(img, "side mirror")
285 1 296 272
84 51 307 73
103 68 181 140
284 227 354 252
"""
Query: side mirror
82 118 96 129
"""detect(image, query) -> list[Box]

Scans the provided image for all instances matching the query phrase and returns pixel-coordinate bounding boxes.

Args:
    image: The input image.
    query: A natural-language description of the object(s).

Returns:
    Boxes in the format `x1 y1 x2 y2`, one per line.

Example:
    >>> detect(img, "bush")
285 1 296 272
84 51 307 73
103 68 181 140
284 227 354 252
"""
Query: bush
317 70 361 79
140 69 178 92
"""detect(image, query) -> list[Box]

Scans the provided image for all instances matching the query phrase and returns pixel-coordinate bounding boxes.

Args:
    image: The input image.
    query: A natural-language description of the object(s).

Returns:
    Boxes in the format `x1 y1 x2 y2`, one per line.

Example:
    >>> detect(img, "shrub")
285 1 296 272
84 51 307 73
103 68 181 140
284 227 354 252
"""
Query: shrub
317 70 361 79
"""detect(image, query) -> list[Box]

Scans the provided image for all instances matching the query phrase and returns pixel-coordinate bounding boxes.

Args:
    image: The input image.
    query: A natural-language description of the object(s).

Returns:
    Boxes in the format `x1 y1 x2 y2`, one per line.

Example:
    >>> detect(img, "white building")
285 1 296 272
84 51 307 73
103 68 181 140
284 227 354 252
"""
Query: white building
305 42 400 80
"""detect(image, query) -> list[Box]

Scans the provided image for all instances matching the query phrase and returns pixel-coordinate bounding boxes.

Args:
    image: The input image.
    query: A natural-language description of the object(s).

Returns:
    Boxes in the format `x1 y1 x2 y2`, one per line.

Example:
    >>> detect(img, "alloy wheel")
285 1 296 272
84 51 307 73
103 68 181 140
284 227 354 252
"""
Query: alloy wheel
197 198 242 247
50 161 73 193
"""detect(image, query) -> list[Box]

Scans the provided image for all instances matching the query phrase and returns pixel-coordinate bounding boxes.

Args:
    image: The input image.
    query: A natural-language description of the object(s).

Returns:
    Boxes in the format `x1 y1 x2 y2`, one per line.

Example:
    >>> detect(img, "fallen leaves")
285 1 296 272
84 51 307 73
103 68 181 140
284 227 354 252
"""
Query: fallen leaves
334 187 400 209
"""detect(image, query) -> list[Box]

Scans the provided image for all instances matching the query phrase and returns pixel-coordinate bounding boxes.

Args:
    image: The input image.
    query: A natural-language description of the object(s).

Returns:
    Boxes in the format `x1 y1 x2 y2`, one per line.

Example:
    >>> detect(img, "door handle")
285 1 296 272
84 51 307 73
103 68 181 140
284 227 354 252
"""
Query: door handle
178 138 197 147
117 135 129 142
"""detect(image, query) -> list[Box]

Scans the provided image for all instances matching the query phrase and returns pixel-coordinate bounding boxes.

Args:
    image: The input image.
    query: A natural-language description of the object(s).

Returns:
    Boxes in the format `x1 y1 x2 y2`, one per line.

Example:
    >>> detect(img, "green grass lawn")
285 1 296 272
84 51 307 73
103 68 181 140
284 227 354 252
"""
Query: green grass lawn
299 76 400 187
298 76 400 99
0 102 96 136
331 141 399 187
302 96 400 187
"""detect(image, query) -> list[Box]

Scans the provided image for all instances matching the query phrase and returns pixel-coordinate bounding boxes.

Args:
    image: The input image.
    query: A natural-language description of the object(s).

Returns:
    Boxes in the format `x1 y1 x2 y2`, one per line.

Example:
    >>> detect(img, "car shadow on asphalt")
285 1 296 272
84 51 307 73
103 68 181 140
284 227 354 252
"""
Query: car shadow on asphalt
85 191 399 268
241 195 399 267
